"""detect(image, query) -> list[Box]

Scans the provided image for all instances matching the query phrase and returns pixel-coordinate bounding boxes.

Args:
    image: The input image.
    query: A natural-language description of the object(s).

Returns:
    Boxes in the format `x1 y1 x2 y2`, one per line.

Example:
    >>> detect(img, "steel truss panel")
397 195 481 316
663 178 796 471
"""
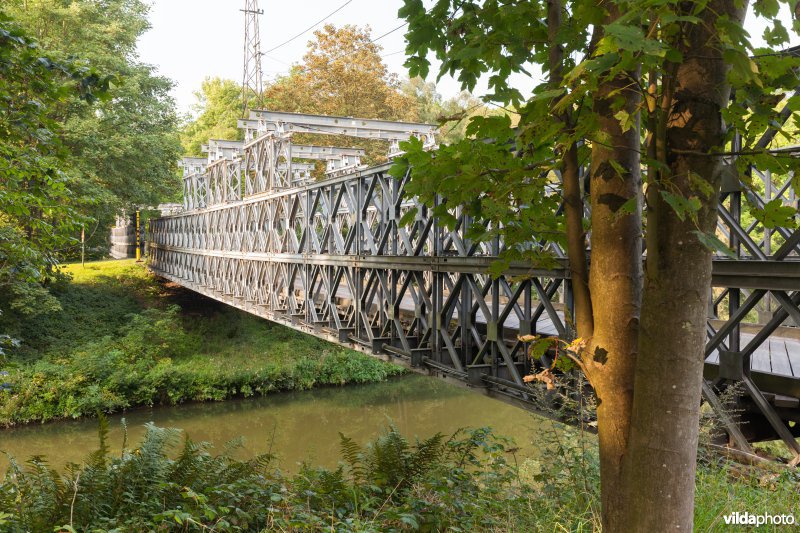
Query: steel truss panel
290 144 365 159
152 152 800 456
181 157 207 177
246 110 437 140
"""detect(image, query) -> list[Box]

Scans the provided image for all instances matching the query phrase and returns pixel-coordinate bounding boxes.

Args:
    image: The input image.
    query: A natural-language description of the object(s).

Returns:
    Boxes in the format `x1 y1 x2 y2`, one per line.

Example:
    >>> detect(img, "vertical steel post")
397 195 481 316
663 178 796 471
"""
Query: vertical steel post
135 210 142 262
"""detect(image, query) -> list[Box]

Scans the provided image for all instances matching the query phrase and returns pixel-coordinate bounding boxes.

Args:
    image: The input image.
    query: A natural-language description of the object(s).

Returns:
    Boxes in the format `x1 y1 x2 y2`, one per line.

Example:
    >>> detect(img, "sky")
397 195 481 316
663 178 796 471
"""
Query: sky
136 1 798 117
136 0 487 116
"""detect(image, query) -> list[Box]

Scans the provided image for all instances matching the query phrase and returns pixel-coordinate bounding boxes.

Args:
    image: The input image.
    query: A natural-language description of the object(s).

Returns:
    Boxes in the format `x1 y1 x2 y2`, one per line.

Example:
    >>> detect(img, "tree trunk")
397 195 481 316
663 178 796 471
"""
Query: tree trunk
586 49 643 532
563 142 593 337
546 0 593 338
624 2 748 530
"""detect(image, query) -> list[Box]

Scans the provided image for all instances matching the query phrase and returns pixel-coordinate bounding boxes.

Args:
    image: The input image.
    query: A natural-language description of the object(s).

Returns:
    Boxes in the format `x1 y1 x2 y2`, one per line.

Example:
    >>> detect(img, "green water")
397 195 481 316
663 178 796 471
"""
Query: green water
1 374 557 472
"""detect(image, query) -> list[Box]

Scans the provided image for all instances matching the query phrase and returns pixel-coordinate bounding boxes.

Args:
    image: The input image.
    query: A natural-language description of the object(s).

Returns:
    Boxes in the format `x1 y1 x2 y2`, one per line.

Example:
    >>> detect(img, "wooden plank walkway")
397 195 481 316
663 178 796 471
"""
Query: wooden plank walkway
705 334 799 378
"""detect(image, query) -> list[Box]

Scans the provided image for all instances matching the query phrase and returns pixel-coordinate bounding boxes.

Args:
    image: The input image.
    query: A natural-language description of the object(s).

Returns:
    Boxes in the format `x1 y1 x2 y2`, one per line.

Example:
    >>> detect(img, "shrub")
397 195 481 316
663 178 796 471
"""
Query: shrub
0 421 530 531
1 419 797 531
0 305 404 426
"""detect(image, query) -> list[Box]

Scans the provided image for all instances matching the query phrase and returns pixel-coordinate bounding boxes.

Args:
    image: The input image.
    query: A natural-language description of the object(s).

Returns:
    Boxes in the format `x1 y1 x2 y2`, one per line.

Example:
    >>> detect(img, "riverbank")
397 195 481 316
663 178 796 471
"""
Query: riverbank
0 259 404 427
1 419 797 531
0 373 558 472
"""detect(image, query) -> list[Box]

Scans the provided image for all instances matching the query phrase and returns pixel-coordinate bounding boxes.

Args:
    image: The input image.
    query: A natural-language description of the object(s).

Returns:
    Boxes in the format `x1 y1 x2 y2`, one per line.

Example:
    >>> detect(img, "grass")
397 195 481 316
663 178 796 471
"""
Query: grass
0 259 405 426
15 260 326 366
694 462 800 531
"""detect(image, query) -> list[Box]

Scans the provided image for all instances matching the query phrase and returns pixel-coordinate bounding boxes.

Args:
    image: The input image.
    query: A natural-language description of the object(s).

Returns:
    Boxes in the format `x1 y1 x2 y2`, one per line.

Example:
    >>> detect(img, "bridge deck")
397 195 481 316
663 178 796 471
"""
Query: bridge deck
705 336 799 378
340 283 799 384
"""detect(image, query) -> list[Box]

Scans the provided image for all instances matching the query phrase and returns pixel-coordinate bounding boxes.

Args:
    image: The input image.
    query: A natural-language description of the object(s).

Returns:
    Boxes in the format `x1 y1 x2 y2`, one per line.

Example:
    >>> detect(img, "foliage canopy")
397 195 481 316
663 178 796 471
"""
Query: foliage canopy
0 1 181 327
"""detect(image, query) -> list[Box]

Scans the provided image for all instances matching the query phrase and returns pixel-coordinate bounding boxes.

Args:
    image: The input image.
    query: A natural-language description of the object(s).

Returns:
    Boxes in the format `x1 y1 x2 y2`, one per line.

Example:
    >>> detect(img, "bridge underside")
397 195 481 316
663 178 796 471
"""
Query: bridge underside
148 160 800 459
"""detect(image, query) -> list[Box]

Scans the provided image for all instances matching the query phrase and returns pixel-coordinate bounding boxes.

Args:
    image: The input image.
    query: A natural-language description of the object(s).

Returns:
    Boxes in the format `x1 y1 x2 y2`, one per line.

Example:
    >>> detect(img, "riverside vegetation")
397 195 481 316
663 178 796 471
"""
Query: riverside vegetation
1 419 798 531
0 261 798 530
0 260 404 427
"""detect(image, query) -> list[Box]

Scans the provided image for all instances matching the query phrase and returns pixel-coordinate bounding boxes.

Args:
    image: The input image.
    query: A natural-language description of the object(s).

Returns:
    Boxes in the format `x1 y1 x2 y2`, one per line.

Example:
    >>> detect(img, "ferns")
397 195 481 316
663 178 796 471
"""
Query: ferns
340 426 446 496
407 432 446 481
0 421 529 531
339 431 365 483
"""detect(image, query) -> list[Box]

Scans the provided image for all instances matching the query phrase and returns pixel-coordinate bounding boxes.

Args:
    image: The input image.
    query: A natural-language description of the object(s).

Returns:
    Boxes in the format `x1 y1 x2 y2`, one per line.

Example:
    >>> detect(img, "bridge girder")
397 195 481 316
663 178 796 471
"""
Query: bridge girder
159 93 800 458
151 158 800 458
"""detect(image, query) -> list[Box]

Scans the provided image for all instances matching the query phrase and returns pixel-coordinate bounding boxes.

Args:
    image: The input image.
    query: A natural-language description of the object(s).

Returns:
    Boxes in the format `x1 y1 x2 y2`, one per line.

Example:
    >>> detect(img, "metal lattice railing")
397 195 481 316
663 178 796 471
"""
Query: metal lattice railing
150 111 800 456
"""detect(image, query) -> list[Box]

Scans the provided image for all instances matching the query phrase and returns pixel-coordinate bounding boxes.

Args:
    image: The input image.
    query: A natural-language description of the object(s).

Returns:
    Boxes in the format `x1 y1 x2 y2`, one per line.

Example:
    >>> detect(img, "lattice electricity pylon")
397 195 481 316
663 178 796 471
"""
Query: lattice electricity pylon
241 0 264 116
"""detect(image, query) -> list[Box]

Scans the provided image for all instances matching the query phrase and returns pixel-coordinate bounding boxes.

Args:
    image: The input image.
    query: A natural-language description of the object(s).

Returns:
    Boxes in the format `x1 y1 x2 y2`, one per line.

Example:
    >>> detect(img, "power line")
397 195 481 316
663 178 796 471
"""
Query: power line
263 0 354 55
381 49 405 58
261 24 409 86
263 54 292 66
370 22 408 46
292 22 408 76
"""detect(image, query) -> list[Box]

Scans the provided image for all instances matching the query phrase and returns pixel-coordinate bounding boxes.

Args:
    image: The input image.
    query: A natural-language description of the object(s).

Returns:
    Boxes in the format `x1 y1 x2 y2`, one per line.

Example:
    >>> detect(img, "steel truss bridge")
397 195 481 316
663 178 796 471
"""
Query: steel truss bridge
147 109 800 461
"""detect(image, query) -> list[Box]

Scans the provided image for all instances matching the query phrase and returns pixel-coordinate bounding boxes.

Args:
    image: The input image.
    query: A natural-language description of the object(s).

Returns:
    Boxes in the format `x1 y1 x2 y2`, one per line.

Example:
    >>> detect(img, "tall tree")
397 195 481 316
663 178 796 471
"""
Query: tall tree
5 0 181 257
181 77 244 157
395 0 799 530
265 24 417 121
0 11 110 322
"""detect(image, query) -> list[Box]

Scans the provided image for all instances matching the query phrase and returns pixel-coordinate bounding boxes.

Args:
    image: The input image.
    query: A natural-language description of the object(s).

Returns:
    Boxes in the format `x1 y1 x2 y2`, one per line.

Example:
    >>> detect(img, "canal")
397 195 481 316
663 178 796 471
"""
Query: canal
1 374 561 472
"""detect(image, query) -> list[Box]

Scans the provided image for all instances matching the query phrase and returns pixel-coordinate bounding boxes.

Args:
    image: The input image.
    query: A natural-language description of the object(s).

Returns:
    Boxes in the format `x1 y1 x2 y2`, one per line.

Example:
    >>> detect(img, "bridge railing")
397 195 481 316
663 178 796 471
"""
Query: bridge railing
150 157 799 363
150 129 800 454
150 161 577 387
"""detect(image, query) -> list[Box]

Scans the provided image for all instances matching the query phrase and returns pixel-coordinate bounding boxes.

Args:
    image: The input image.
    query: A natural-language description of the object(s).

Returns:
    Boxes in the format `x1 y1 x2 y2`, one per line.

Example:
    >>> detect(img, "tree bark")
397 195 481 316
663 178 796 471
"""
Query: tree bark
585 23 643 532
624 1 748 530
563 142 593 337
547 0 593 339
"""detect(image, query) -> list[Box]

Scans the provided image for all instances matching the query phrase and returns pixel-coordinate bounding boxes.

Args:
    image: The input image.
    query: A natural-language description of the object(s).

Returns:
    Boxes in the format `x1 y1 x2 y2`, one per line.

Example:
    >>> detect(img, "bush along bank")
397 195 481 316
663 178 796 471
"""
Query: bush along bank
2 421 798 531
0 421 572 531
0 260 405 426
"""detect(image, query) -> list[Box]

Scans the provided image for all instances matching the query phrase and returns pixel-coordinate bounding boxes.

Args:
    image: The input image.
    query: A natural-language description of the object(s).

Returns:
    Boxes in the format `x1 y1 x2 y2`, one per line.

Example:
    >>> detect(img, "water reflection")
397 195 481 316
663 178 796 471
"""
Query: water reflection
1 374 556 471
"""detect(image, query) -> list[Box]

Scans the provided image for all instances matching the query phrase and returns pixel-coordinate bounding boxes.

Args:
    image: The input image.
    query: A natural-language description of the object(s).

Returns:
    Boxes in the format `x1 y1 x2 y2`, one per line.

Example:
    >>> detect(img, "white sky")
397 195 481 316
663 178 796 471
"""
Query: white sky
136 0 487 116
136 1 797 116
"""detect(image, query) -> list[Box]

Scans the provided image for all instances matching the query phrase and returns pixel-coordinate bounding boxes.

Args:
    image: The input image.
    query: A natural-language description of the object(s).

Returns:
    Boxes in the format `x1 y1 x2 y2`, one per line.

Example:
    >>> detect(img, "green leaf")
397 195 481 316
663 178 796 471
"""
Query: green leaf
614 196 639 219
400 514 420 528
607 159 628 179
488 256 511 279
753 0 780 18
529 88 567 103
614 109 635 133
693 231 736 258
399 207 418 227
565 52 619 84
529 338 554 360
660 190 701 222
723 49 761 87
601 22 645 51
688 172 715 199
553 354 577 372
752 198 798 229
